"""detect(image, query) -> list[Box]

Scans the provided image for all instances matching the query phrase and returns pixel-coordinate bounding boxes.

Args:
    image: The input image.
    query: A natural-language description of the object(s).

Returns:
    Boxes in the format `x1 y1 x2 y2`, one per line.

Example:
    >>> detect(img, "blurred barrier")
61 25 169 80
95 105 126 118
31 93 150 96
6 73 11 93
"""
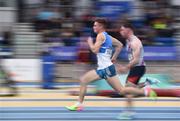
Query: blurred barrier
48 45 178 62
94 74 180 97
42 55 55 89
119 46 177 61
154 37 176 46
144 46 177 60
49 46 78 61
94 74 174 90
0 47 13 57
2 59 41 82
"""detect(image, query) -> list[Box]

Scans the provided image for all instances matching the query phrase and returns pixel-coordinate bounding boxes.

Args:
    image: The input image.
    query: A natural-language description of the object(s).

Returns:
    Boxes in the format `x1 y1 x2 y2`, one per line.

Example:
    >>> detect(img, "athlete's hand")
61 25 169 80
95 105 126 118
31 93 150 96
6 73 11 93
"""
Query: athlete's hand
111 58 117 64
87 36 93 46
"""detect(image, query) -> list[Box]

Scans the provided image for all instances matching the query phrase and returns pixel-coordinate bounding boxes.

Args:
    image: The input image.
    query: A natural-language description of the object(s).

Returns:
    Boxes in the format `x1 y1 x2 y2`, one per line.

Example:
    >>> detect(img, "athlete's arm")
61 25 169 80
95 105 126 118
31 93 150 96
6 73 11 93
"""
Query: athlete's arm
127 41 141 69
87 33 104 54
111 36 123 63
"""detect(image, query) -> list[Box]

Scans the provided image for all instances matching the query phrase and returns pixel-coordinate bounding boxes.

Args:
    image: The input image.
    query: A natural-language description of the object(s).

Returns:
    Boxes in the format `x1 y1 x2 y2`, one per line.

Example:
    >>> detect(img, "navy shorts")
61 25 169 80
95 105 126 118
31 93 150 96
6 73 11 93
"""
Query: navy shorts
96 65 117 79
127 66 146 84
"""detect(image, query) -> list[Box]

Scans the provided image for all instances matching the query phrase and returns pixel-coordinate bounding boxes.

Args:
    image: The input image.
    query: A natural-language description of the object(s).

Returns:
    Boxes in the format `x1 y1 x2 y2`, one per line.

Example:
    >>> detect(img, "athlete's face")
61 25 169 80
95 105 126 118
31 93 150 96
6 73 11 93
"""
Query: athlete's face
93 22 103 33
119 26 130 38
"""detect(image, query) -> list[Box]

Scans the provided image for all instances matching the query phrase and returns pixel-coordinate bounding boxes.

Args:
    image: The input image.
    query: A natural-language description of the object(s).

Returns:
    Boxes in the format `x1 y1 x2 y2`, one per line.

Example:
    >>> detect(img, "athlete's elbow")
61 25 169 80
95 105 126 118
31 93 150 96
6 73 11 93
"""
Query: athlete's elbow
116 44 123 50
116 46 121 51
92 50 98 54
91 48 99 54
118 42 123 48
115 46 121 52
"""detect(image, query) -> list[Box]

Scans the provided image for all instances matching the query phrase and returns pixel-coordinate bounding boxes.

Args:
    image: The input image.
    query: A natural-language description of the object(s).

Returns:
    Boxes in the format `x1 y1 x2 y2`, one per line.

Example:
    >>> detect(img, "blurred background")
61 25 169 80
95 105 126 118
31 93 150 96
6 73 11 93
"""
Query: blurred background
0 1 180 121
0 0 180 90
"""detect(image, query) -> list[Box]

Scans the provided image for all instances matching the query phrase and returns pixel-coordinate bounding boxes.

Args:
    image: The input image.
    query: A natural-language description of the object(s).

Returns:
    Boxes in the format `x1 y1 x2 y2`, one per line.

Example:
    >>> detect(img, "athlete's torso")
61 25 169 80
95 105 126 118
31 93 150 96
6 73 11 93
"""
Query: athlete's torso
97 32 113 70
126 35 145 67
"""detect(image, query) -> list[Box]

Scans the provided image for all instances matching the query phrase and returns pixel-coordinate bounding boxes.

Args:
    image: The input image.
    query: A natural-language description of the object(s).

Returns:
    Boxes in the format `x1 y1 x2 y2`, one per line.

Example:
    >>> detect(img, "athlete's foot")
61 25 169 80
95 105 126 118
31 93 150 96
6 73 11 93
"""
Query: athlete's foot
65 103 84 111
145 77 160 85
117 111 136 120
145 86 157 99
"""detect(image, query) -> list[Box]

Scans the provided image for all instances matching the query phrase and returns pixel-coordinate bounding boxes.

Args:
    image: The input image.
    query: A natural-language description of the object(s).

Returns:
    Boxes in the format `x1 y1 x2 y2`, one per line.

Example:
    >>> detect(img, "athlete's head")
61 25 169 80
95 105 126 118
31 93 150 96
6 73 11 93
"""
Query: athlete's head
93 18 107 33
119 23 134 38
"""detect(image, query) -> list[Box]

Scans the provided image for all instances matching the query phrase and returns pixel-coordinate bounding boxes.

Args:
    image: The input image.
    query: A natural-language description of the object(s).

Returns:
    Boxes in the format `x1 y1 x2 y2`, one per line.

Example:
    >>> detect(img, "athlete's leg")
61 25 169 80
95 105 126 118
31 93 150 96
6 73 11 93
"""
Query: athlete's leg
126 81 139 88
126 66 146 88
106 75 144 96
126 94 133 111
126 79 147 88
78 70 100 103
0 65 17 95
125 84 135 118
66 70 100 111
106 75 157 119
127 78 159 88
106 75 143 119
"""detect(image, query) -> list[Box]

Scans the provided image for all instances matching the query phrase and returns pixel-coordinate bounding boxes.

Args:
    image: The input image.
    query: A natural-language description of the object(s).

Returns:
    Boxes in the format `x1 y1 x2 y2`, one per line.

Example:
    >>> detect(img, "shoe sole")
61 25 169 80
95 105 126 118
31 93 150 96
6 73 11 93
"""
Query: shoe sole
65 106 83 111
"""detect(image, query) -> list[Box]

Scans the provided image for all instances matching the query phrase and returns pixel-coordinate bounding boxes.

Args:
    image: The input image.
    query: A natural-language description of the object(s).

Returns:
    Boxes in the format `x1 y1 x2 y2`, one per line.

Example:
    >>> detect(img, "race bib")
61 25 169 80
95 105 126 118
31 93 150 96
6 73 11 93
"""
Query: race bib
105 48 112 55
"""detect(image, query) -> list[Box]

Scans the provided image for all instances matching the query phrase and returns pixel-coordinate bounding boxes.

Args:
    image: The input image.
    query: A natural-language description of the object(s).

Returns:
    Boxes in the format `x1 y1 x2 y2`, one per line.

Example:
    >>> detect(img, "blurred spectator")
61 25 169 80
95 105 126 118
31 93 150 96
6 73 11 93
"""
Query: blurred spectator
78 37 90 63
60 13 76 46
142 0 175 36
34 7 62 31
15 0 177 62
0 31 12 46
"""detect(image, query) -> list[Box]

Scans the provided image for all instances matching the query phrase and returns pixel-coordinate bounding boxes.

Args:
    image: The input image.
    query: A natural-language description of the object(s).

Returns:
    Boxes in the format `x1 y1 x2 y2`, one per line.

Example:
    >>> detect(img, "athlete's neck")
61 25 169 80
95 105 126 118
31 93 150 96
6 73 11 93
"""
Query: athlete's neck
98 30 106 34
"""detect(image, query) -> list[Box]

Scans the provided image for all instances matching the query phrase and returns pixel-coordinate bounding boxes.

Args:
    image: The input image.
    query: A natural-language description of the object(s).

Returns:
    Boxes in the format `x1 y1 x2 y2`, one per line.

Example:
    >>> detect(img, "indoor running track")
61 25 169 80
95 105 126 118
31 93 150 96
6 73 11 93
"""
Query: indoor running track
0 87 180 121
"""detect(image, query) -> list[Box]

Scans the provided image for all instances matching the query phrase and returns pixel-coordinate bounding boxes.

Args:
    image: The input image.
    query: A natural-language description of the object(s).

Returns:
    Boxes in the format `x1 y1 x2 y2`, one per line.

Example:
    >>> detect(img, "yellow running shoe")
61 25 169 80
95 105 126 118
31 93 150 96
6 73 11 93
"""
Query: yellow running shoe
65 103 84 111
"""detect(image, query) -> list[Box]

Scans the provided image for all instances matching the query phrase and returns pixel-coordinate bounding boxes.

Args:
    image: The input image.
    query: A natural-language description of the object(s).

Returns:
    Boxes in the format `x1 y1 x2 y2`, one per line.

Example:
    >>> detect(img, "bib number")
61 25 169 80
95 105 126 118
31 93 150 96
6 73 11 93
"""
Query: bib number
105 49 112 55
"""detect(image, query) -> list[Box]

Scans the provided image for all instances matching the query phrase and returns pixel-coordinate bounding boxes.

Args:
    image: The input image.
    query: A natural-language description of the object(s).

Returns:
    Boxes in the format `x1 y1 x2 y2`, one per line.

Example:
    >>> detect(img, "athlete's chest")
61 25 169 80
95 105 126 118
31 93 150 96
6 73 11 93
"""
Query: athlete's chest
126 42 134 60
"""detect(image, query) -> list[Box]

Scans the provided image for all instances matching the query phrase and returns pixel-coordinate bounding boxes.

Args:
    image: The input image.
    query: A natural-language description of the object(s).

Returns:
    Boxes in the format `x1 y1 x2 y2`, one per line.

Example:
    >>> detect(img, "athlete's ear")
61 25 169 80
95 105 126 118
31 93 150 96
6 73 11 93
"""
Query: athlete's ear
100 24 104 29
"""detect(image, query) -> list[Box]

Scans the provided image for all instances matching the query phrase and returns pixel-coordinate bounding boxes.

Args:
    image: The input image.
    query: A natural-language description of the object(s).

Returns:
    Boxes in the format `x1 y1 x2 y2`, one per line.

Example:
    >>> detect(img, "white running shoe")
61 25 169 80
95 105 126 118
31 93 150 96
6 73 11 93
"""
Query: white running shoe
117 111 136 120
145 77 160 85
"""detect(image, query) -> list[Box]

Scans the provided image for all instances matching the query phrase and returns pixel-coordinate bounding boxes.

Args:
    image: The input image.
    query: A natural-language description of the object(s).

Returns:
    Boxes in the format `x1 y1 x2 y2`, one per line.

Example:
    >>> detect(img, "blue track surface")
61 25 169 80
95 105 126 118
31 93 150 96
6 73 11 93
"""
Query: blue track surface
1 107 180 121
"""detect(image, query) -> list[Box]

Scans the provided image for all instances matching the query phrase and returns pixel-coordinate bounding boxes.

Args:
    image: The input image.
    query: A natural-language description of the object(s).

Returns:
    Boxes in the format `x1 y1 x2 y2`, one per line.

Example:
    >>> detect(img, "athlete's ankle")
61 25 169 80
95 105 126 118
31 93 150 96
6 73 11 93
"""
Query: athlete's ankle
75 102 83 106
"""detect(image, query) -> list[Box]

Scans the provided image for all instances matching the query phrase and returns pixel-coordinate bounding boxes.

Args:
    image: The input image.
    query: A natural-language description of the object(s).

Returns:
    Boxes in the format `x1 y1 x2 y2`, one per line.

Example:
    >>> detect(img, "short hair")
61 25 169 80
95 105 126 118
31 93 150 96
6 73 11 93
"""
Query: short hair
94 18 108 28
121 23 134 31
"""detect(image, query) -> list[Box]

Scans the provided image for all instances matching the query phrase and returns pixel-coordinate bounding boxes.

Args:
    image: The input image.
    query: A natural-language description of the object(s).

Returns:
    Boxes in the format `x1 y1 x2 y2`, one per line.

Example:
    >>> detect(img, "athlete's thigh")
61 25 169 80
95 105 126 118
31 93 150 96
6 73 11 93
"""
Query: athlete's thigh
81 70 101 84
106 75 123 92
125 81 138 88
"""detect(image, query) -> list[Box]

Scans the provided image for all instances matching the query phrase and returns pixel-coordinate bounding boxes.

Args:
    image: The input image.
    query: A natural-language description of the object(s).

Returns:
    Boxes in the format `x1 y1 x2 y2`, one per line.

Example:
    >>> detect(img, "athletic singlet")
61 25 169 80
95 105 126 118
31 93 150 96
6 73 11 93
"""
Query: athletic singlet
126 35 145 67
97 32 113 70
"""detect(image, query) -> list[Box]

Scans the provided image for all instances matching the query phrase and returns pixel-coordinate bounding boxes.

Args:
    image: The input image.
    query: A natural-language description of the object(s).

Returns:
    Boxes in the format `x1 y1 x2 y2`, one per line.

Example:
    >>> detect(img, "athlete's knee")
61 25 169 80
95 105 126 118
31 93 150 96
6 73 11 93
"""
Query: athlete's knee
113 86 131 96
120 87 133 95
119 87 127 95
79 77 88 85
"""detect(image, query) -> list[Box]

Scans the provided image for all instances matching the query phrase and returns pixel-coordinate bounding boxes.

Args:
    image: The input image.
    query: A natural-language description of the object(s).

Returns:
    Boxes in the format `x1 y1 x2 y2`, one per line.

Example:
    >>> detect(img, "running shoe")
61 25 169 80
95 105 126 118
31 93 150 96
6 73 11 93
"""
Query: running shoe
65 103 84 111
117 111 136 120
145 86 158 99
145 77 160 85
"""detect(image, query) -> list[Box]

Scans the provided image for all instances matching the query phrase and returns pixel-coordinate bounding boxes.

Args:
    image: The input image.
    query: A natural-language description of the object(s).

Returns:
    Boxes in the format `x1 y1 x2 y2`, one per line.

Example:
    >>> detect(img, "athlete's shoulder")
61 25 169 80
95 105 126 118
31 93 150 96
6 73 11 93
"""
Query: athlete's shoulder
129 38 142 50
97 32 104 36
132 35 142 46
96 32 105 41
